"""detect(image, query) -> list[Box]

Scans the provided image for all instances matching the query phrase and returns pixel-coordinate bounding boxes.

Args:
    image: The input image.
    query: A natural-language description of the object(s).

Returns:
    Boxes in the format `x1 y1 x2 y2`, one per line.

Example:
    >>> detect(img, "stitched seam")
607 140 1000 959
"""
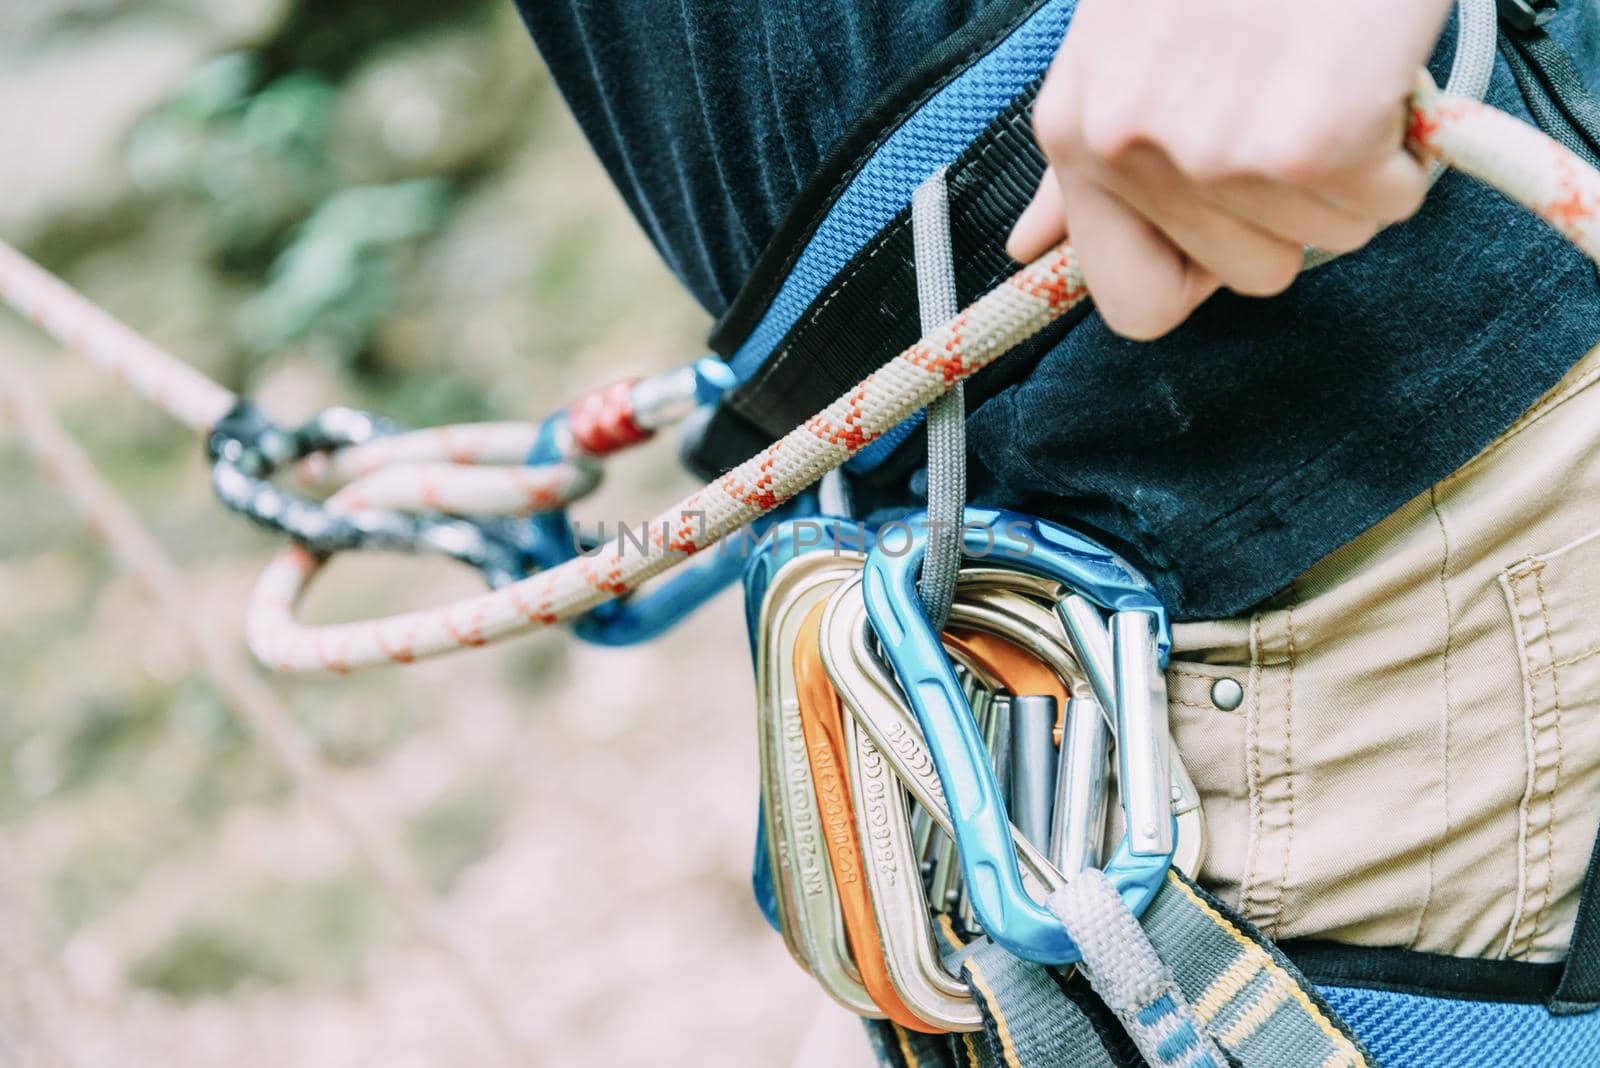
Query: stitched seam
1443 350 1600 484
1273 595 1298 942
731 81 1043 418
1240 614 1266 922
1171 667 1233 681
1530 563 1565 949
1414 487 1456 946
1497 570 1540 959
1172 696 1241 714
1497 569 1541 959
730 219 907 419
1531 642 1600 675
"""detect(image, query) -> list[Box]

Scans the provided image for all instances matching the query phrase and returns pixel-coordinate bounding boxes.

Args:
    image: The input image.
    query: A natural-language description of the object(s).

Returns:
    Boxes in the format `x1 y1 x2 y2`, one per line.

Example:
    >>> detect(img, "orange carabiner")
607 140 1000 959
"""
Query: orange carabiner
794 600 943 1034
942 627 1069 743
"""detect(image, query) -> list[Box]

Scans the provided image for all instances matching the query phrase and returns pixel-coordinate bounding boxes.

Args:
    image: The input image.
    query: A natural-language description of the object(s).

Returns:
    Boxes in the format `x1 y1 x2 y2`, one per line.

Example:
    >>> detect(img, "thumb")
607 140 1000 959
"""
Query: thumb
1006 168 1067 262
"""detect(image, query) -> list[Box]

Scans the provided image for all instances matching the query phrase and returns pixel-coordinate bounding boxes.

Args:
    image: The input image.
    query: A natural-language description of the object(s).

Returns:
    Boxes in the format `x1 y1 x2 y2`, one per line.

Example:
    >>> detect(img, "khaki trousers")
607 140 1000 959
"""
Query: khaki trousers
1169 342 1600 963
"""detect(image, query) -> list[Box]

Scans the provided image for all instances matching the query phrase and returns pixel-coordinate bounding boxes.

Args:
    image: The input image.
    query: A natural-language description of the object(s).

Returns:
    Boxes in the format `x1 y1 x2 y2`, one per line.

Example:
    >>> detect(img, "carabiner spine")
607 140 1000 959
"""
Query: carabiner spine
1111 610 1174 857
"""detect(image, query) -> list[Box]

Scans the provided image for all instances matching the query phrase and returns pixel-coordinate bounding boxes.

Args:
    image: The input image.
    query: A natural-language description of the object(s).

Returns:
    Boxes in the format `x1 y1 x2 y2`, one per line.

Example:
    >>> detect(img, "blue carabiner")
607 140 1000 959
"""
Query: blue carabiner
742 515 874 932
862 506 1175 965
523 358 747 646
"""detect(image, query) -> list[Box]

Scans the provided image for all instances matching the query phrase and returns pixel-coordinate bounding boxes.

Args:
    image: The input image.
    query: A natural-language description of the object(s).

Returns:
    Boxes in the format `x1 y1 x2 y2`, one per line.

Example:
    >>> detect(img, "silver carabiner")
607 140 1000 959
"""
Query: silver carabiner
754 552 880 1017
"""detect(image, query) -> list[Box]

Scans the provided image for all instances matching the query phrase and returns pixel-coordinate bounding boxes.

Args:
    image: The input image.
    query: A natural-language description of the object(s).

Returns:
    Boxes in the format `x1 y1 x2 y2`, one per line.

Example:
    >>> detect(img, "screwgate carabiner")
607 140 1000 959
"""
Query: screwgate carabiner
862 507 1176 965
520 358 742 646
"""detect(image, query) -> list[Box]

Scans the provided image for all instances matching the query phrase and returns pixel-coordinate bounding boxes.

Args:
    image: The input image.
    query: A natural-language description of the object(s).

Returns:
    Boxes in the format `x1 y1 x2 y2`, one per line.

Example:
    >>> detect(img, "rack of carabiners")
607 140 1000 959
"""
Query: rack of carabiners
744 510 1205 1033
2 69 1599 1068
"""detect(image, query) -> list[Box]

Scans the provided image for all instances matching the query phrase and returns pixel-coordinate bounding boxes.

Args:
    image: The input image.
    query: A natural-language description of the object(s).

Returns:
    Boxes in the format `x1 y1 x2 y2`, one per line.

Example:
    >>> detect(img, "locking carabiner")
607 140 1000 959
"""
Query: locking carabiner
522 357 743 646
862 507 1176 965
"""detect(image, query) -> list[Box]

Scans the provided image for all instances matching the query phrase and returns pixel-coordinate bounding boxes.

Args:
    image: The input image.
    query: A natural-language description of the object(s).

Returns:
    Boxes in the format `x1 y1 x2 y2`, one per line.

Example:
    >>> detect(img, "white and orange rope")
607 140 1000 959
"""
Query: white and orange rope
3 78 1597 675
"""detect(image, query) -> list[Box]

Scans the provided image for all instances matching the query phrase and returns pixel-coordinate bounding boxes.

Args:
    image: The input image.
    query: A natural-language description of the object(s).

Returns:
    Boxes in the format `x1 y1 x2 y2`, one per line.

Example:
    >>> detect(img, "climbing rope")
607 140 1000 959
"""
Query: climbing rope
1 77 1596 676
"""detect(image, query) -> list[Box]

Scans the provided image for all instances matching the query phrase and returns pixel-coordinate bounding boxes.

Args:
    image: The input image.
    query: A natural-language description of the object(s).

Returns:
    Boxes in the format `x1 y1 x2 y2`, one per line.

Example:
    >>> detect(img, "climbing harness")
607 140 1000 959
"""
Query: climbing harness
5 0 1600 1060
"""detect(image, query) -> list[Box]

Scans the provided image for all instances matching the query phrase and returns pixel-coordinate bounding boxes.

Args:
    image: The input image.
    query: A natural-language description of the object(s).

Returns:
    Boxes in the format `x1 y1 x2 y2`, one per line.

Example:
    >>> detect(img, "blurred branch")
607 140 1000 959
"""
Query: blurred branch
0 353 535 1067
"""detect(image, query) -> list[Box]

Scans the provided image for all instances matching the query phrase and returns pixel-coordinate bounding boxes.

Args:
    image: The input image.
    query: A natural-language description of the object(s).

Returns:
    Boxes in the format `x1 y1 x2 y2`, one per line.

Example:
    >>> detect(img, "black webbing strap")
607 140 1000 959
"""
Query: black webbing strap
864 1019 961 1068
685 76 1082 489
908 874 1373 1068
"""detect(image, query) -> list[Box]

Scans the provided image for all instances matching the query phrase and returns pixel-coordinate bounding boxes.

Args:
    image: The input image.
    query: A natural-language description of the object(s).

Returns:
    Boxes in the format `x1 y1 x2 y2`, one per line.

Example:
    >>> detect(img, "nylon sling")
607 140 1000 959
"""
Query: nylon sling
936 872 1375 1068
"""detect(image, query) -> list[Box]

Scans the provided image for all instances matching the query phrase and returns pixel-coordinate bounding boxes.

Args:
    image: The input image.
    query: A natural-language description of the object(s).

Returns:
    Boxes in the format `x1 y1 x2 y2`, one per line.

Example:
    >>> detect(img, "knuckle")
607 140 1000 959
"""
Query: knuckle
1226 243 1303 297
1318 220 1380 255
1090 279 1187 341
1098 303 1174 341
1258 136 1338 185
1382 178 1429 223
1030 93 1080 158
1077 107 1144 169
1167 134 1236 185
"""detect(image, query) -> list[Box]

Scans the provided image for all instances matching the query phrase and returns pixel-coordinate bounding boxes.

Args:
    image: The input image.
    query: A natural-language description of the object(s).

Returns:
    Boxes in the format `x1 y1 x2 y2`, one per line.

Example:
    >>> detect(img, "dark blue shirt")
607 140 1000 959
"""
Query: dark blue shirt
518 2 1600 619
517 1 996 315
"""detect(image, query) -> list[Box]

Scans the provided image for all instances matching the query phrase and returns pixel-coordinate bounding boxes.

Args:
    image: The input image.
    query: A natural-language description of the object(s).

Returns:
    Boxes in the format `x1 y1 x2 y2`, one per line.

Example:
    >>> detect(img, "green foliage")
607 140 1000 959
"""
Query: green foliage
236 179 449 362
128 924 288 998
127 871 391 998
47 832 150 941
404 780 507 893
5 0 706 1026
127 60 340 263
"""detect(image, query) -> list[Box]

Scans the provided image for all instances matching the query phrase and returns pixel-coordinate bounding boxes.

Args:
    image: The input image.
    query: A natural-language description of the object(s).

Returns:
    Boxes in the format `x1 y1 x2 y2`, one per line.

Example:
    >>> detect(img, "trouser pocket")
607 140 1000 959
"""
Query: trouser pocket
1166 343 1600 961
1501 526 1600 960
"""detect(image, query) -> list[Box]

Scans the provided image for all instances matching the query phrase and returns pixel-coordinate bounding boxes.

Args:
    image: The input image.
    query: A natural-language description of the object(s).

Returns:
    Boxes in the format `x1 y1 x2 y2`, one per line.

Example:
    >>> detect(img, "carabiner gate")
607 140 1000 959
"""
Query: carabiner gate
861 507 1178 965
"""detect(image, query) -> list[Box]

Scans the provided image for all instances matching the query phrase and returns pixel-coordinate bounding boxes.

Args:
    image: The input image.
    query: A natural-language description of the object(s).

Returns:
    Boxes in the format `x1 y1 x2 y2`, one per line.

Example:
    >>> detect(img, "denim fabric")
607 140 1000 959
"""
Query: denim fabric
518 3 1600 621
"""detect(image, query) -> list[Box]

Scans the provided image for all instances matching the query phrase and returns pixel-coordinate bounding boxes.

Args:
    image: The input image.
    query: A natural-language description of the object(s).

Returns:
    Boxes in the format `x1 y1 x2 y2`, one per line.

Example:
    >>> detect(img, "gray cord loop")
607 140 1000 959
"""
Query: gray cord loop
913 168 965 630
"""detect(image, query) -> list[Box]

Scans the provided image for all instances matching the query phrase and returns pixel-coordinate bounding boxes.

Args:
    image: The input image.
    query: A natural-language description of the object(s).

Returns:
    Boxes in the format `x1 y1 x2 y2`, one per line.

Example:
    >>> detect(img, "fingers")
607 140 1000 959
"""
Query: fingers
1005 161 1238 338
1313 147 1431 224
1201 176 1378 255
1054 168 1219 340
1269 97 1432 223
1007 84 1430 339
1006 170 1068 263
1102 144 1304 297
1005 0 1450 341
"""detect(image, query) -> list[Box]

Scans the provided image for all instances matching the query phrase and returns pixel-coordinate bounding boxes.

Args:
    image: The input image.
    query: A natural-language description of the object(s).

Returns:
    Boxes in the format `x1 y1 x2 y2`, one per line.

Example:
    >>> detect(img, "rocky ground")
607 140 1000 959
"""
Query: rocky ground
0 3 848 1064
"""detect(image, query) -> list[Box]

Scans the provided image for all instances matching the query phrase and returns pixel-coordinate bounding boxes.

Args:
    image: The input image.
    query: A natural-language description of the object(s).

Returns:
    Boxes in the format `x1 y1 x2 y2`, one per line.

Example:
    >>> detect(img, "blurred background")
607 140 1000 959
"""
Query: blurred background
0 2 832 1064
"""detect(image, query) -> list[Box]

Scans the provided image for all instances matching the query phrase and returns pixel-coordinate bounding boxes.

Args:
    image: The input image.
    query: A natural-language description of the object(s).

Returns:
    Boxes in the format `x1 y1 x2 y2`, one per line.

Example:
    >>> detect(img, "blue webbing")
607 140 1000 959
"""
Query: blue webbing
1322 985 1600 1068
724 0 1079 471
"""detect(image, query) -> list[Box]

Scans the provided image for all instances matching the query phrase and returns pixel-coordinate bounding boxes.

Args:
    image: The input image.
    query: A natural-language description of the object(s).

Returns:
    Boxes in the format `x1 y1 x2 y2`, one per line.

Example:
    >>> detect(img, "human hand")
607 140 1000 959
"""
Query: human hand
1006 0 1453 339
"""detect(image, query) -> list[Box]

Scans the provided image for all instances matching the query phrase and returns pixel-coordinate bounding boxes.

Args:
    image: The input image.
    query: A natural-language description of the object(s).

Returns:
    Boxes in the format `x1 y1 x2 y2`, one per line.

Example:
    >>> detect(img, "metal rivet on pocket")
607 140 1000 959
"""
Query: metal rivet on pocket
1210 677 1244 711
